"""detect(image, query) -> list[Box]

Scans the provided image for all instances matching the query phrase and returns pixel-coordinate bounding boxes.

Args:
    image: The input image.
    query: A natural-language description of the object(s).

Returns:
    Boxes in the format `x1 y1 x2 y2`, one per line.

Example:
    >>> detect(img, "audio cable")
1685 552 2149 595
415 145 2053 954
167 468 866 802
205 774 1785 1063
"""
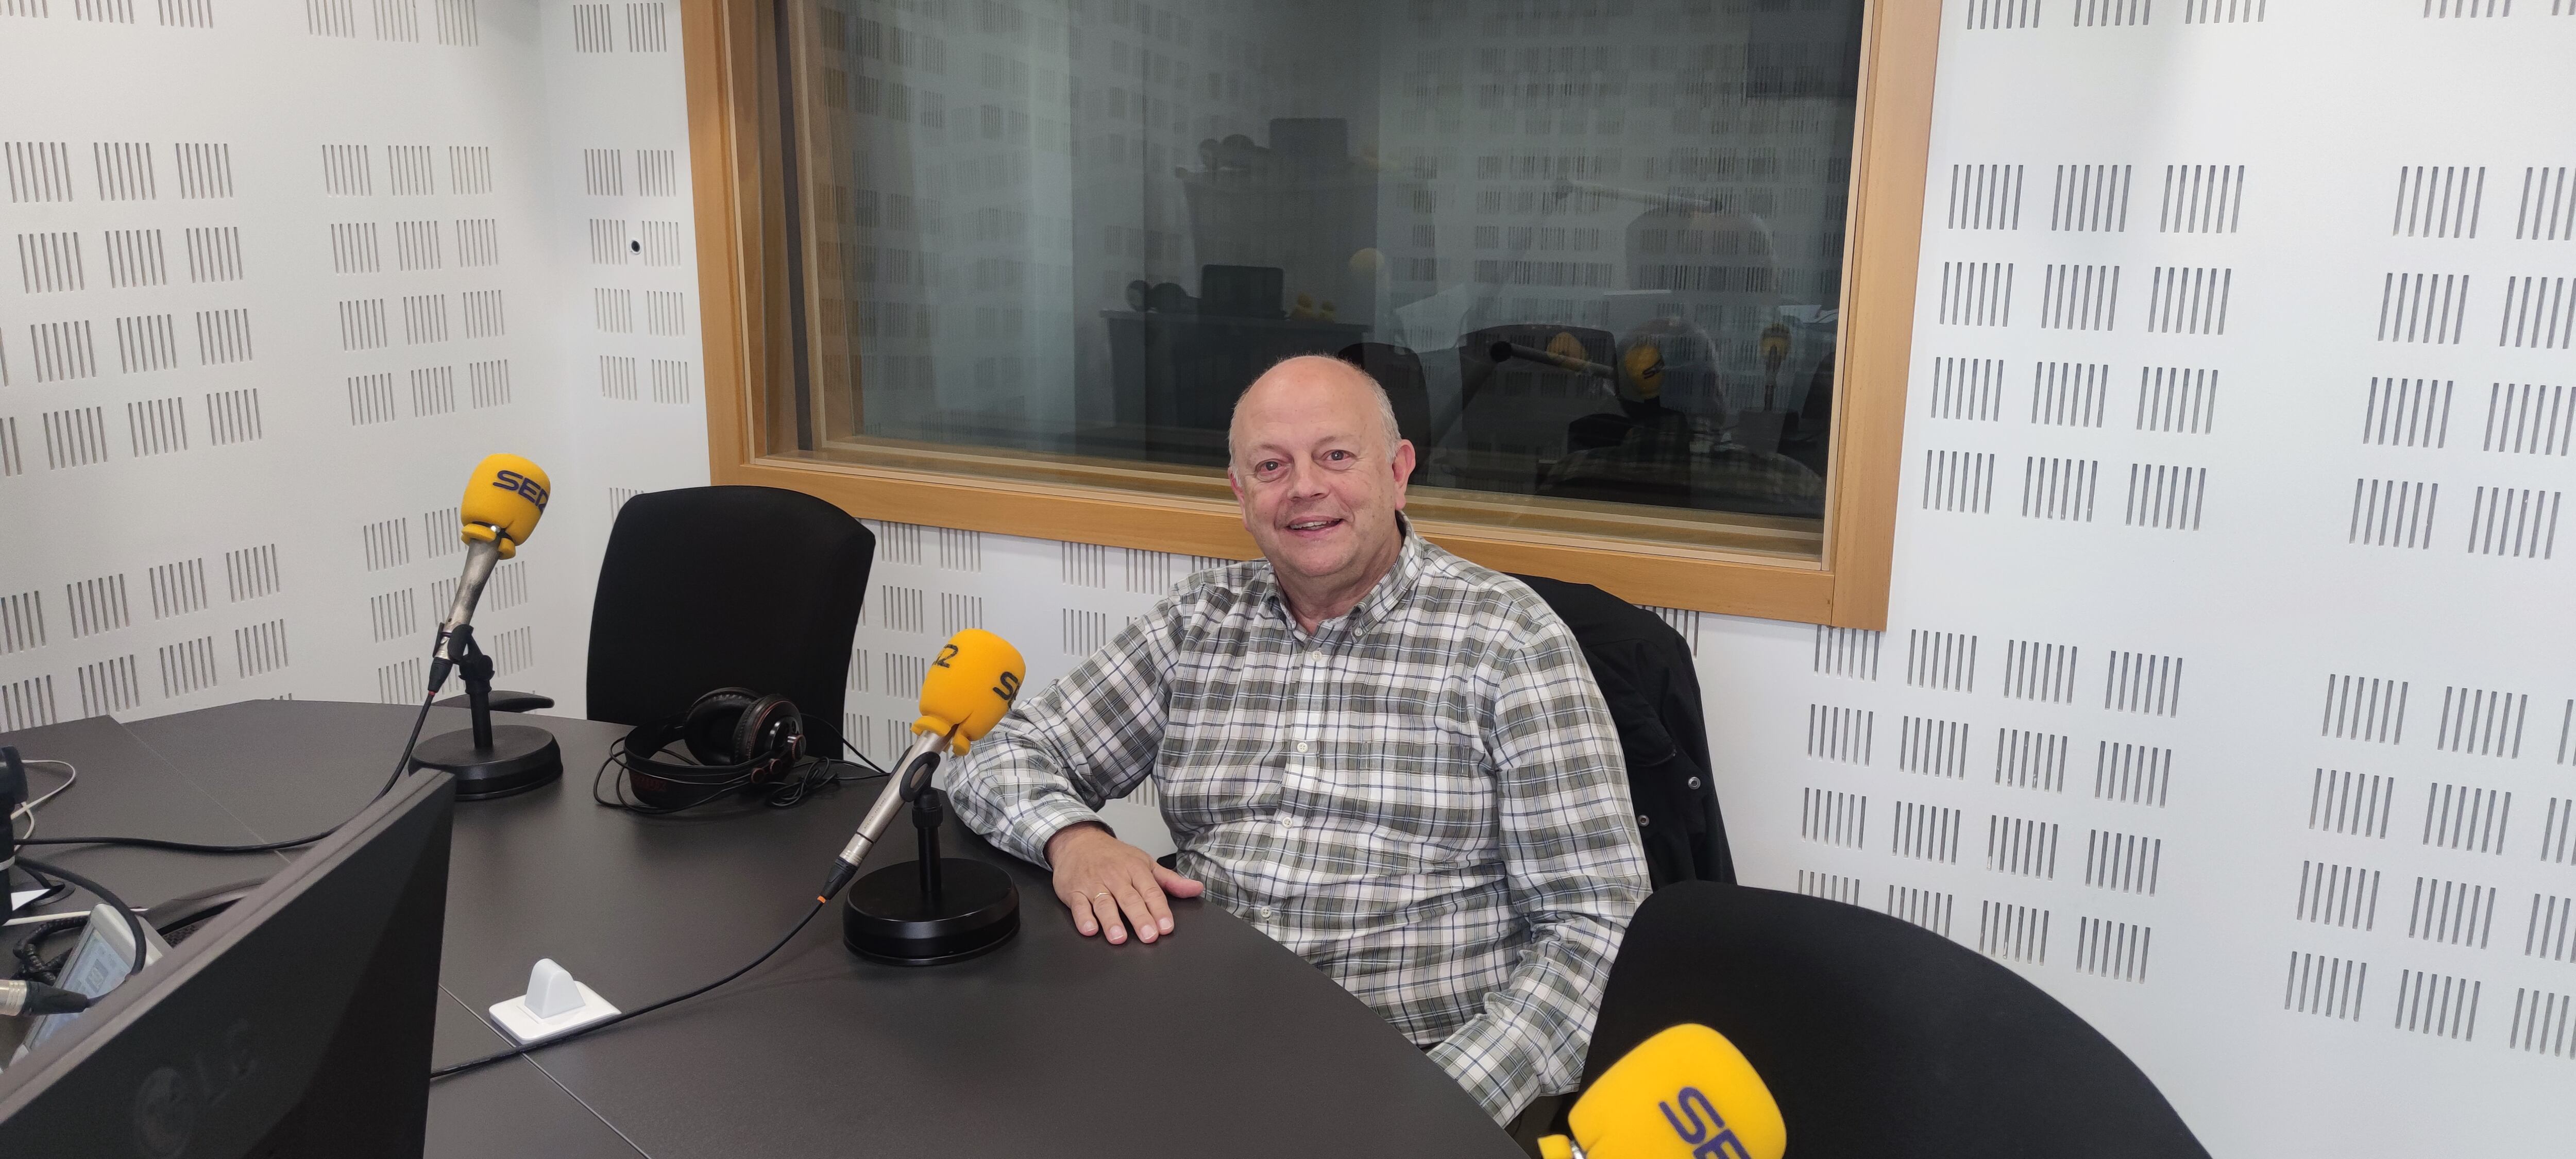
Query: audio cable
0 978 93 1017
11 856 147 980
15 690 440 855
429 897 828 1080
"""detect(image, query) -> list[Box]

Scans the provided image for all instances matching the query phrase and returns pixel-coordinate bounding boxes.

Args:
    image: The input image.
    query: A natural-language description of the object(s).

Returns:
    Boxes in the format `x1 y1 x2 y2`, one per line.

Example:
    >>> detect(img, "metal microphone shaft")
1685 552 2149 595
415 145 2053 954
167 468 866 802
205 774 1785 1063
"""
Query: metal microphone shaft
439 539 503 643
428 538 503 691
816 730 948 902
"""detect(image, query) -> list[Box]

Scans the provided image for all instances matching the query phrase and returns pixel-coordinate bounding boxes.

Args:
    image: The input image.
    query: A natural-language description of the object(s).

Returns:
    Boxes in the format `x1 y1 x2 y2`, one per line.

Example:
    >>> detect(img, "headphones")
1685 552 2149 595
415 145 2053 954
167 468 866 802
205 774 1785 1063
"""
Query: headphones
603 688 810 812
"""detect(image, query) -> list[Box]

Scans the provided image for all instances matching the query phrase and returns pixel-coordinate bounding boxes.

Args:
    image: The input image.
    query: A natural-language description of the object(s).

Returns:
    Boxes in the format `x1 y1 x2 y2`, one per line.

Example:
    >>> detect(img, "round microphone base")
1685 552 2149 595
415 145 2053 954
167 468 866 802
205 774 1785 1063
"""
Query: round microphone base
412 724 563 802
842 858 1019 966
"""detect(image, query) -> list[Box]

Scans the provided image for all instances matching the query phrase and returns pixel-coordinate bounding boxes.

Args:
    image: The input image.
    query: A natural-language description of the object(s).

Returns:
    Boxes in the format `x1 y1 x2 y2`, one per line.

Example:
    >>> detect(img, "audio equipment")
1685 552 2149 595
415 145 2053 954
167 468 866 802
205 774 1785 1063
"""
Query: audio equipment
0 979 93 1017
411 453 564 800
601 688 814 812
818 629 1027 964
3 747 27 908
1536 1024 1785 1159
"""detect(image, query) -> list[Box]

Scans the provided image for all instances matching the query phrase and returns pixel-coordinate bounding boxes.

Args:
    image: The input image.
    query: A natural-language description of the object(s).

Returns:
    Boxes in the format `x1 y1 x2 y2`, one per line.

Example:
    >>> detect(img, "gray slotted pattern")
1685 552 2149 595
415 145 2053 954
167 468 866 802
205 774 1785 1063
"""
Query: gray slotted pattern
1 4 2570 1146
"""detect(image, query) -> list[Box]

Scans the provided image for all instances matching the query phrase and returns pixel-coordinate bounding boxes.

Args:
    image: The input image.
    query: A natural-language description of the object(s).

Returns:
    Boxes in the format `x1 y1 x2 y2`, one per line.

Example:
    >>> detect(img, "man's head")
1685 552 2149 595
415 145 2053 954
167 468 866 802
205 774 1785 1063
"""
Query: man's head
1227 355 1416 606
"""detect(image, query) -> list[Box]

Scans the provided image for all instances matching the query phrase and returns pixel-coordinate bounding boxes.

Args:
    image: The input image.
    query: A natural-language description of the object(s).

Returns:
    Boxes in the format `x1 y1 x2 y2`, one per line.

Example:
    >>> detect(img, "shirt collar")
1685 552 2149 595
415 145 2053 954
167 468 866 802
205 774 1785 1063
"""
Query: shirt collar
1259 517 1425 639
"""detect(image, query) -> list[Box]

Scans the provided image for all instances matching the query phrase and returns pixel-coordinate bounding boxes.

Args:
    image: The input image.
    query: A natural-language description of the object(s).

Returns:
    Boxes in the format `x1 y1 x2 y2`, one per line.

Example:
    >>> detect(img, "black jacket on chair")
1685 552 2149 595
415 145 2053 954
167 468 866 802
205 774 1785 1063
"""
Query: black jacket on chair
1510 574 1733 888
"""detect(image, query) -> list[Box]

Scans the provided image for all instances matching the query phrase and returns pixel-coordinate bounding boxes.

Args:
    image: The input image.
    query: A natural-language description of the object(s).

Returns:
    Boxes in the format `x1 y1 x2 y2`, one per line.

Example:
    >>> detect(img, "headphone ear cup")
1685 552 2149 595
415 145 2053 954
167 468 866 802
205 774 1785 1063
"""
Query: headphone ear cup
682 687 762 765
732 694 801 780
622 718 697 808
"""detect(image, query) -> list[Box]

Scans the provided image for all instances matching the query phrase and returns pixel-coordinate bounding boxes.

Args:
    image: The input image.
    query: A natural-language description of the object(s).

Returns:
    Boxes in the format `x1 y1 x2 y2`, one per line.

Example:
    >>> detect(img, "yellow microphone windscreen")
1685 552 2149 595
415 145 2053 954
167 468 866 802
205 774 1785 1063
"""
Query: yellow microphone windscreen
914 628 1025 751
1566 1024 1784 1159
460 454 551 557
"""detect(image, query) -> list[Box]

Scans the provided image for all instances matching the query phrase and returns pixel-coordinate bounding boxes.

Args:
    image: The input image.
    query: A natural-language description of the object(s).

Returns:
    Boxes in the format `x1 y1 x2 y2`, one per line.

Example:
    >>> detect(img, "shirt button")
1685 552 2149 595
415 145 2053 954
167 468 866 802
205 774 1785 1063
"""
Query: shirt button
1295 742 1311 754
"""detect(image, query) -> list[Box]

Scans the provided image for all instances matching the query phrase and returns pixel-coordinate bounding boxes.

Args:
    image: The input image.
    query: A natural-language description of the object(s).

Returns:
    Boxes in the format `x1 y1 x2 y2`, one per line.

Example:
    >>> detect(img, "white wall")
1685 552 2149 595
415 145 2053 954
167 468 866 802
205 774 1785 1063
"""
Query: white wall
8 2 2574 1155
0 0 706 725
1728 7 2575 1154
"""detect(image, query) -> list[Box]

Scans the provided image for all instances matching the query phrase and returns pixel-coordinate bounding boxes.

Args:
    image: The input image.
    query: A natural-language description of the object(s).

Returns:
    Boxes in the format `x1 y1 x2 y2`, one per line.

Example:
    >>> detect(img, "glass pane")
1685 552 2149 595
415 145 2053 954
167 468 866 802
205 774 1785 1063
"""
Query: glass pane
783 0 1862 560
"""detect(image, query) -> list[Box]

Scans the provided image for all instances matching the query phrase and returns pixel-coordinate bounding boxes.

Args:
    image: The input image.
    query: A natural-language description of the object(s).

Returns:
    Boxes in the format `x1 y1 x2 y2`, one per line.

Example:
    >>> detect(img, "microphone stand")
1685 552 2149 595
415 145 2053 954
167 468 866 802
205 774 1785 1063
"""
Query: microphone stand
410 623 563 800
841 750 1019 966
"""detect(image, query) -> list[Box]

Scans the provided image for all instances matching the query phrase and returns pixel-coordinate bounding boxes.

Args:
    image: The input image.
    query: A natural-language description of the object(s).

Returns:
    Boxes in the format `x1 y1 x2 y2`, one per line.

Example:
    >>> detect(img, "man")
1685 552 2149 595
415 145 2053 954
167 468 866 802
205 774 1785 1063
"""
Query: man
942 355 1653 1126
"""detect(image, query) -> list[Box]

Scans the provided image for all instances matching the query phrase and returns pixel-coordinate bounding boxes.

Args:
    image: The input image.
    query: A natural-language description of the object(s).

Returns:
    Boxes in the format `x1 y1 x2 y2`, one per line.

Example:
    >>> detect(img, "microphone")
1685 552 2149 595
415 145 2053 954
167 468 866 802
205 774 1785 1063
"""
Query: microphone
1536 1024 1785 1159
430 453 552 689
0 979 94 1017
410 454 563 801
817 628 1026 903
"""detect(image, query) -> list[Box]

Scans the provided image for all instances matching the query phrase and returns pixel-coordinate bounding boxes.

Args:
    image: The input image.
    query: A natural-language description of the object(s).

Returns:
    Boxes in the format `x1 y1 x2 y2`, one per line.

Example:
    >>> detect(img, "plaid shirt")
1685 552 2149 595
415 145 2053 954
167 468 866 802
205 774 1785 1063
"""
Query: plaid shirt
944 531 1653 1123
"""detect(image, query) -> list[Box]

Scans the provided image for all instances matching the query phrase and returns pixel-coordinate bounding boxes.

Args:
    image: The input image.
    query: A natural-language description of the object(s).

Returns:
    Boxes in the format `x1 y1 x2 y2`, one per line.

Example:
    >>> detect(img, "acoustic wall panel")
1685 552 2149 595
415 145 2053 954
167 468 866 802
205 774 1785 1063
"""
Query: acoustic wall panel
1696 7 2576 1156
0 4 708 722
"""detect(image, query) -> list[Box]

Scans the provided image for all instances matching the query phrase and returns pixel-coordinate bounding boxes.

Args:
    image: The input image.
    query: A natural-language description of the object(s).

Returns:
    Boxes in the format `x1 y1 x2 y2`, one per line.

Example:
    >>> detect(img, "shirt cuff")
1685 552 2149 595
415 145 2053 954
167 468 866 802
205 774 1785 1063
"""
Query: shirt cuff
1426 1014 1558 1125
1005 792 1112 869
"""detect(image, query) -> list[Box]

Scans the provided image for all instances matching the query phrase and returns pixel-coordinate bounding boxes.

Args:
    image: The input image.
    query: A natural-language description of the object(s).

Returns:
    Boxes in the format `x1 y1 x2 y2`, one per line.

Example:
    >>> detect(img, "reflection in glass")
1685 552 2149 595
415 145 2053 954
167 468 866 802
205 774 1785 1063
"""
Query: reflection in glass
787 0 1862 548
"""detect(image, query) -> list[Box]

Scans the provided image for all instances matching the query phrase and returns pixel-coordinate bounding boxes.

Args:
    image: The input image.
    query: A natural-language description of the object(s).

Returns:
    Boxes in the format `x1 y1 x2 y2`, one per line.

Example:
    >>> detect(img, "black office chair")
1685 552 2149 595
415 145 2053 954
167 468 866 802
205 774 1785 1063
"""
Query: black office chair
1510 574 1732 888
445 487 874 728
581 486 874 731
1580 882 2210 1159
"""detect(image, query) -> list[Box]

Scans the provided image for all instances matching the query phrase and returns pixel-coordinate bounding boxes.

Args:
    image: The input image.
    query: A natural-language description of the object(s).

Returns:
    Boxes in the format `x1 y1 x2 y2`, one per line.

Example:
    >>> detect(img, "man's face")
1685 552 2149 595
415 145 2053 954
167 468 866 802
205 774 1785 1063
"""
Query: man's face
1227 361 1416 594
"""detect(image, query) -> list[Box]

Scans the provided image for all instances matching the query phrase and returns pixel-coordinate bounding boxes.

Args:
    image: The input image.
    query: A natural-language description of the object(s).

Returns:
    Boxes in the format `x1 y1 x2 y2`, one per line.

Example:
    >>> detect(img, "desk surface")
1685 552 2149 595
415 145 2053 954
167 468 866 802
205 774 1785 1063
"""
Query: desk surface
5 700 1519 1158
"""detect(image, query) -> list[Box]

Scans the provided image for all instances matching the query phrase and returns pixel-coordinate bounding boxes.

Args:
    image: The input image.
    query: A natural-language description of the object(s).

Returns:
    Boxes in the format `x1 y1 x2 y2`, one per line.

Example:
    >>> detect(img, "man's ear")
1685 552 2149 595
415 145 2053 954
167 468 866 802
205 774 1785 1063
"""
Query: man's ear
1390 440 1416 508
1226 468 1251 530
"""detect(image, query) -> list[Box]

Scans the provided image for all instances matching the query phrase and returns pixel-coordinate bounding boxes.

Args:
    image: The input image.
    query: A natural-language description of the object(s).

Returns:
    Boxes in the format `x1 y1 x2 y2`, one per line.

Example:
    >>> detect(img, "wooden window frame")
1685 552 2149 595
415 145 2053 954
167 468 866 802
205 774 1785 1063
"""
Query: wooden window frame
679 0 1937 627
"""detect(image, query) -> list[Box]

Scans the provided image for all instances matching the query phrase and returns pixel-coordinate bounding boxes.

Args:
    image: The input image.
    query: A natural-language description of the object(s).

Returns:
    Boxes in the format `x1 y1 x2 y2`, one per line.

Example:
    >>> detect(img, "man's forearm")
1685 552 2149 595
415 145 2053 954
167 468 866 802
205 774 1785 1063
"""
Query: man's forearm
940 734 1112 865
1424 916 1621 1123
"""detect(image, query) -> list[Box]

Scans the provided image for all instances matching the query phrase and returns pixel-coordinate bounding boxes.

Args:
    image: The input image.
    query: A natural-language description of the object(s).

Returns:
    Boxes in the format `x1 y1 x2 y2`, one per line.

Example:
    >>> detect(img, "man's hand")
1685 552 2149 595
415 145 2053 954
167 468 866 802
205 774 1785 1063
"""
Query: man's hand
1045 822 1202 945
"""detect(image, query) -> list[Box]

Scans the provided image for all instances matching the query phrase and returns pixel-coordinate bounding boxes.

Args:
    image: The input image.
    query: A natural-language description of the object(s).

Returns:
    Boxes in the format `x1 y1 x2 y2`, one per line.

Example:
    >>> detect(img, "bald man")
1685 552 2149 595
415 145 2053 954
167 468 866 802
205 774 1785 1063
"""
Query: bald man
943 355 1652 1127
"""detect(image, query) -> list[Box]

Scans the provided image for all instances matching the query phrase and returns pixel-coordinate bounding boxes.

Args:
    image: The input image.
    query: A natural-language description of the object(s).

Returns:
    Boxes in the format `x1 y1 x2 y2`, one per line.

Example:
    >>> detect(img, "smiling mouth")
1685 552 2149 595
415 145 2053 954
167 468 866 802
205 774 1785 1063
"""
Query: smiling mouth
1284 517 1343 534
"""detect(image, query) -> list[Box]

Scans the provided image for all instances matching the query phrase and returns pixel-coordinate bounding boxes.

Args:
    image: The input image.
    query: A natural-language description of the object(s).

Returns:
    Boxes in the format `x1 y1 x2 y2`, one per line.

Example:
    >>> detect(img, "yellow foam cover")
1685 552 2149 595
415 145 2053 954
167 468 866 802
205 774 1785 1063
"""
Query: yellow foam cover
915 628 1026 753
1622 344 1666 400
458 453 551 559
1556 1024 1784 1159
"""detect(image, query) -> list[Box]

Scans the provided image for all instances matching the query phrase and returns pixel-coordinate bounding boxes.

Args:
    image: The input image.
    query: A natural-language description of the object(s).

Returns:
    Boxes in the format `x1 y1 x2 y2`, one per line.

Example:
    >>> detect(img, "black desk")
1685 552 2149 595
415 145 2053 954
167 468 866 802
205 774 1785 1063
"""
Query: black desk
2 701 1519 1158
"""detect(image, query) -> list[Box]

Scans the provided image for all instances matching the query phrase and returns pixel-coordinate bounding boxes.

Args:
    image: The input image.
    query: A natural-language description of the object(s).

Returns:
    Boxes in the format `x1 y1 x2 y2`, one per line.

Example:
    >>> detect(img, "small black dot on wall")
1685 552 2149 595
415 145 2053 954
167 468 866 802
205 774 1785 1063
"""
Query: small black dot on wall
630 239 642 253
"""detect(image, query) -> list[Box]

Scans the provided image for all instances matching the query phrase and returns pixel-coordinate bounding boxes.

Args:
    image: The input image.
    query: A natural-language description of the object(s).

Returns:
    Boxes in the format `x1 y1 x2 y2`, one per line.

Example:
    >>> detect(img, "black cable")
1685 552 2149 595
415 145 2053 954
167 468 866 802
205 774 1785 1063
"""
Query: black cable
430 898 828 1081
592 714 889 815
16 856 148 979
803 715 891 780
19 691 439 855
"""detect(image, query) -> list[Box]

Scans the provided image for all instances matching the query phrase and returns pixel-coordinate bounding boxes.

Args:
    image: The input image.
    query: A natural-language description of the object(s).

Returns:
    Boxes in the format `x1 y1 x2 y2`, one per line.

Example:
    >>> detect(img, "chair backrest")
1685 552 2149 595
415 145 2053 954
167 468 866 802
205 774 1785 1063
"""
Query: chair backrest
586 486 874 731
1583 882 2209 1159
1509 573 1732 887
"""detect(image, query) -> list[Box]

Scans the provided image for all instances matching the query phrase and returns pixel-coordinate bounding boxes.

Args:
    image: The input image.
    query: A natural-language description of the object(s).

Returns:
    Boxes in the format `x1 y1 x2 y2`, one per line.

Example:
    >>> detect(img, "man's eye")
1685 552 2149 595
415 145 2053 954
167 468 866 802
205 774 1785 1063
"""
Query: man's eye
1259 460 1283 473
1326 450 1350 461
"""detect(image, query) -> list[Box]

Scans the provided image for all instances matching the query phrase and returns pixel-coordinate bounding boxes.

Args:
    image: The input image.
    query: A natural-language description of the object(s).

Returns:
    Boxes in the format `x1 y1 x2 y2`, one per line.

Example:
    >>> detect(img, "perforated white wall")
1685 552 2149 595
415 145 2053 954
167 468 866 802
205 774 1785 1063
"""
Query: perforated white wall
1721 5 2576 1153
0 1 705 724
6 2 2573 1154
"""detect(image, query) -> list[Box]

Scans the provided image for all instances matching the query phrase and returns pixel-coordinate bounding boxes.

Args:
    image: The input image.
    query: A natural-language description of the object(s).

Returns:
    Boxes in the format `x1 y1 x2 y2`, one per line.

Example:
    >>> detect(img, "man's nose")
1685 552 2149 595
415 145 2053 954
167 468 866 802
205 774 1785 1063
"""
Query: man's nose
1281 459 1330 499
